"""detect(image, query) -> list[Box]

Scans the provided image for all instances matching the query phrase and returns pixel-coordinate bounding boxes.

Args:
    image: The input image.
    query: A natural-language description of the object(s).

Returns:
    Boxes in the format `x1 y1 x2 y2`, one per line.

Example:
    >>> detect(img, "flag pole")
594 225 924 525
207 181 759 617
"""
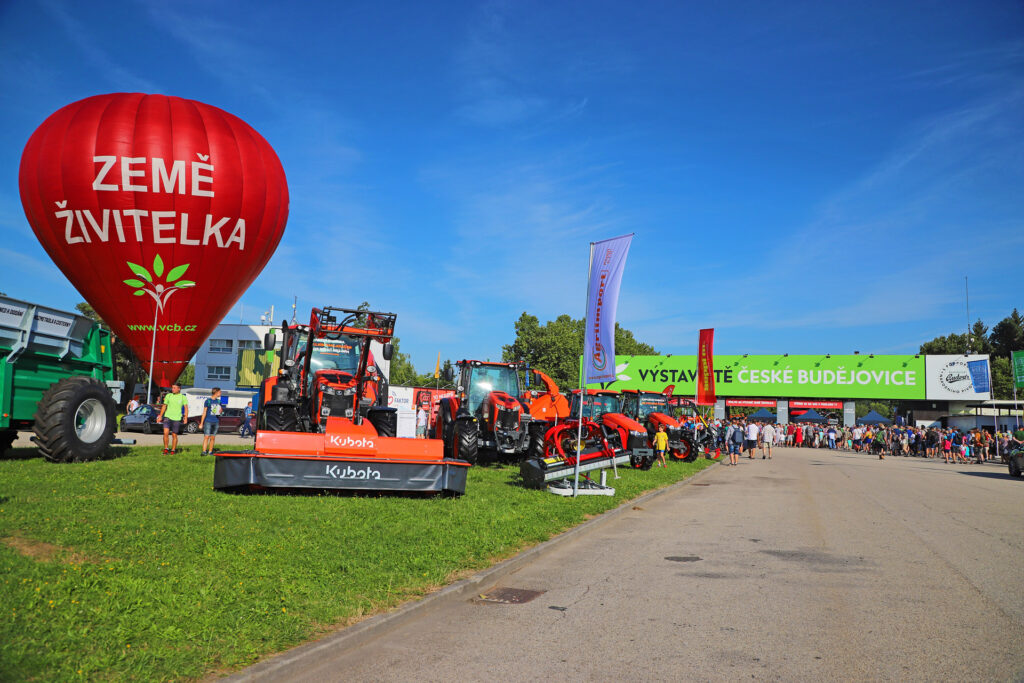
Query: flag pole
573 242 596 497
146 304 159 403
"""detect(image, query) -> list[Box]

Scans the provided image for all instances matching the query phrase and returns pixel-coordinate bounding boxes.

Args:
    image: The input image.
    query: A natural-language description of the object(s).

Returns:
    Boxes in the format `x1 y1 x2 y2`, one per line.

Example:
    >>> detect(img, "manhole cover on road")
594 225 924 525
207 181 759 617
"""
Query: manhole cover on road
475 588 546 604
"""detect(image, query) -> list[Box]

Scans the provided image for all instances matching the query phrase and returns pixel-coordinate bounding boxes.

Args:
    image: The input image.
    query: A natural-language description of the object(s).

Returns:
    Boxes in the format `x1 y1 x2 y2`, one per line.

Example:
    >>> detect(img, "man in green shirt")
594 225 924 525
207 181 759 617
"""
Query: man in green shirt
157 383 189 454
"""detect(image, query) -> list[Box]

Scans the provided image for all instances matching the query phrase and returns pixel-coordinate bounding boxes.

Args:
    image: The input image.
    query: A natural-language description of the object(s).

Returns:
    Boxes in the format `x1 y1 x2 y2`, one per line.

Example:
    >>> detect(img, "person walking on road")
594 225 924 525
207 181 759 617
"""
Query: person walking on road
240 401 254 437
653 424 669 468
726 419 743 466
761 422 776 459
745 419 760 459
156 383 188 455
199 387 223 456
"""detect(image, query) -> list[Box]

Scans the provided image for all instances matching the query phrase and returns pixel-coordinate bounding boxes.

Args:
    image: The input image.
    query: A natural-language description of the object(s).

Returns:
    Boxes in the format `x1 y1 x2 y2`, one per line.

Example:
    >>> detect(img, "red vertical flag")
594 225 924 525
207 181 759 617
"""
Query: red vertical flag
696 328 716 405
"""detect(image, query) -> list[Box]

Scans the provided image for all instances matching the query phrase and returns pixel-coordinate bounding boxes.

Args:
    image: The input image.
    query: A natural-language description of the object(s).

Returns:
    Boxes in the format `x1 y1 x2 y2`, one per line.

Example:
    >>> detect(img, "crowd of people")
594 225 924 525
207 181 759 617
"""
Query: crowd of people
682 414 1024 466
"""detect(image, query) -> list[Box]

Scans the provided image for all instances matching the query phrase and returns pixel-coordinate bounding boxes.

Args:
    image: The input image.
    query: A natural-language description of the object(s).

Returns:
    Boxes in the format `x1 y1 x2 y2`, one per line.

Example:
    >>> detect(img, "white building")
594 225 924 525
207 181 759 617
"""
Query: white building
192 323 278 390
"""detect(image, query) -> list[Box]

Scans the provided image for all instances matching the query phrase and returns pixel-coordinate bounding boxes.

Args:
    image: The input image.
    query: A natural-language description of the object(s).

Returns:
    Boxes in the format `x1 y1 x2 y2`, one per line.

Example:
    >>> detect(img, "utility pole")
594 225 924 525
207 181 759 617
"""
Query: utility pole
965 276 971 353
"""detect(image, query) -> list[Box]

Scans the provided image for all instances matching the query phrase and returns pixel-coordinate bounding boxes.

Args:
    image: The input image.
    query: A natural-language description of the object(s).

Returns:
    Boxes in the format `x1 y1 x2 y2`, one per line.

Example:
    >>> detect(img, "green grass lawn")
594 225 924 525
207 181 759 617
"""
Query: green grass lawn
0 446 712 681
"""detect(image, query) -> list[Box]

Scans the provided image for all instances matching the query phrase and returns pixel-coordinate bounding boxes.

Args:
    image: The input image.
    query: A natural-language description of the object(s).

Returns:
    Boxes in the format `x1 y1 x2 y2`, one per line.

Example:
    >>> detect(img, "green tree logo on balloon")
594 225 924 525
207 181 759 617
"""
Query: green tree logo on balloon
122 255 196 311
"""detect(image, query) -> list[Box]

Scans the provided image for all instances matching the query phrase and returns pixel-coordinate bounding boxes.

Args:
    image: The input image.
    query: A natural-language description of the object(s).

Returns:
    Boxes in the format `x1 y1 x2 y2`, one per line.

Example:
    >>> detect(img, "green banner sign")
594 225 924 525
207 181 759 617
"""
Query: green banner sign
1013 350 1024 390
587 354 927 400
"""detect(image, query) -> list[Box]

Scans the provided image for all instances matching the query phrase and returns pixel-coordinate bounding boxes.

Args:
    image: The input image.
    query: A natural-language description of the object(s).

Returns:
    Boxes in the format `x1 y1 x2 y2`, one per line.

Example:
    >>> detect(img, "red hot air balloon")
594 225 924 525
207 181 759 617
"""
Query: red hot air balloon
19 93 288 387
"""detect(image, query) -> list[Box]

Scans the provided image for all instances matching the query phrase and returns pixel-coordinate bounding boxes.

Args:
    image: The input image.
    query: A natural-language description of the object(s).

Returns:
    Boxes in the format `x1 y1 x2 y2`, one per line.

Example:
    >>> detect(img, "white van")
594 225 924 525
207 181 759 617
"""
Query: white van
181 387 258 418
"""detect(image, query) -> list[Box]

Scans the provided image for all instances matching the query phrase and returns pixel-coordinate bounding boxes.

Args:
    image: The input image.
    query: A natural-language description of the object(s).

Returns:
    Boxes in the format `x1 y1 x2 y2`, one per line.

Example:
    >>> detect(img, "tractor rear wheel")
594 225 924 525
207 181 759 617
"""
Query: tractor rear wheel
33 377 116 463
453 419 479 465
0 428 17 455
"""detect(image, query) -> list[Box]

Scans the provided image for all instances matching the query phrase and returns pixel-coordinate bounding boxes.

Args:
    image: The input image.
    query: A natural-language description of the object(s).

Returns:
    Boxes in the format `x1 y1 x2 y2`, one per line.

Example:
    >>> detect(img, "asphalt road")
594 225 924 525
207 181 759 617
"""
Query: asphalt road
237 447 1024 682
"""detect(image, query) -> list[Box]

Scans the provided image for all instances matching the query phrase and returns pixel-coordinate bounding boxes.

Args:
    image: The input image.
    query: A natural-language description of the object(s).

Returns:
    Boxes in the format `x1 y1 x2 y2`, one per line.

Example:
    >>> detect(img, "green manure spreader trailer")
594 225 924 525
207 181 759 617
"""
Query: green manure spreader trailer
0 295 128 462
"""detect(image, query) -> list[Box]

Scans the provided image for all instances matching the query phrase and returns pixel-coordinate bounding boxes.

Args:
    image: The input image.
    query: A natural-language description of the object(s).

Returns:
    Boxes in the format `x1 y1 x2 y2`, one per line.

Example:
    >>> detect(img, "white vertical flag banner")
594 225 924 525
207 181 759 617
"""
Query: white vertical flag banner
583 234 633 385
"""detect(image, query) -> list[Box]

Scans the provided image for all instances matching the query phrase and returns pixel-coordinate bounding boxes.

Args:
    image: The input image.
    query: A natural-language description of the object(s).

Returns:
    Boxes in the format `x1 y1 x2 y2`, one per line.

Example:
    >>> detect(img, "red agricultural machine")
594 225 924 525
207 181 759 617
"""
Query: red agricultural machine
214 307 469 495
619 387 700 462
520 389 645 490
434 360 534 464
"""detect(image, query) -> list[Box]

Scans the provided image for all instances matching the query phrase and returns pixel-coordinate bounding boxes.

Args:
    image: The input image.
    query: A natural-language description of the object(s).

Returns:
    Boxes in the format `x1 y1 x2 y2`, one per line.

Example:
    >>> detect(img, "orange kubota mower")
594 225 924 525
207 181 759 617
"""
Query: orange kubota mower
214 307 469 494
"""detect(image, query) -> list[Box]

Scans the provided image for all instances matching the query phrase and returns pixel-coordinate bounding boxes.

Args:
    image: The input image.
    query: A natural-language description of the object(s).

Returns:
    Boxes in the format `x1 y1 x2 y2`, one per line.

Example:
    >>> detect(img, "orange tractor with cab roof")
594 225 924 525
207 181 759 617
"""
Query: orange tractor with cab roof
214 307 469 494
435 360 535 464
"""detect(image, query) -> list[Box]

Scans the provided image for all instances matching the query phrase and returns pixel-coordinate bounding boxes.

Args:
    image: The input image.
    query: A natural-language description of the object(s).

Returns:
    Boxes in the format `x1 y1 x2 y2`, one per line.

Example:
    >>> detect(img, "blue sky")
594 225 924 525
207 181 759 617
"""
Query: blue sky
1 0 1022 371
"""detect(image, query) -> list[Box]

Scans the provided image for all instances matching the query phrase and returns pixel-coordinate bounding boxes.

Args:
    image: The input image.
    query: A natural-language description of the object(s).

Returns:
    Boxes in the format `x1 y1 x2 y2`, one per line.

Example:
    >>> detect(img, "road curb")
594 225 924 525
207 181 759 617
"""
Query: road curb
223 460 722 682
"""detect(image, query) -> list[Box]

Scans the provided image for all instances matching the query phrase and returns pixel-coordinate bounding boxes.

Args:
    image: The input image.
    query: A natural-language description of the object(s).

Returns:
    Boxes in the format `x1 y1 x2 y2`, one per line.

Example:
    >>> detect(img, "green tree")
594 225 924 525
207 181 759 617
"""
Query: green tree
855 401 893 419
968 319 992 354
919 332 969 355
178 363 195 386
990 309 1024 359
502 312 658 389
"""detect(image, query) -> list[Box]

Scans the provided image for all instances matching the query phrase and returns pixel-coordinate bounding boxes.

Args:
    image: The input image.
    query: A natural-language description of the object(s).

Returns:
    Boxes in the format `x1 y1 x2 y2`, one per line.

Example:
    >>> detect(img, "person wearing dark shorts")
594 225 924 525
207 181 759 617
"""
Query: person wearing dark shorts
157 383 188 454
200 387 223 456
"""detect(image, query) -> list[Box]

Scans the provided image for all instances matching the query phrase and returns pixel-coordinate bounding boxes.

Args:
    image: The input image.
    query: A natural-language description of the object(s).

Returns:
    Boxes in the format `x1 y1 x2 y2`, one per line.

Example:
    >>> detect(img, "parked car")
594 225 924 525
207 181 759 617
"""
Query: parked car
184 407 247 434
120 404 162 434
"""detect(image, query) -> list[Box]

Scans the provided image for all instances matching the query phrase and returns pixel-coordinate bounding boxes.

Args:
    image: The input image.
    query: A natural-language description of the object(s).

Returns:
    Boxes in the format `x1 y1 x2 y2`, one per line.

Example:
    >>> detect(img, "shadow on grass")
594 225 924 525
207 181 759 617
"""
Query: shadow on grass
0 445 137 462
216 486 459 499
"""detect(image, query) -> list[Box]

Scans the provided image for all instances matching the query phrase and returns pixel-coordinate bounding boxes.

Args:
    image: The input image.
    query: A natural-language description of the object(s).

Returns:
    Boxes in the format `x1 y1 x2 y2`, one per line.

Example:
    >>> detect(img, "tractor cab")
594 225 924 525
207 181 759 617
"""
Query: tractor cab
569 390 621 421
261 307 395 433
436 360 532 461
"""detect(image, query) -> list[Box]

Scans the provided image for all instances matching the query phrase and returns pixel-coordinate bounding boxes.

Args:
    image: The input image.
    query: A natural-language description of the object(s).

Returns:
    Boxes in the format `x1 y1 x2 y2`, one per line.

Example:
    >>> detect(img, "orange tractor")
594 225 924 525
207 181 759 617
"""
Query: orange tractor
434 360 535 464
214 307 470 494
619 387 700 462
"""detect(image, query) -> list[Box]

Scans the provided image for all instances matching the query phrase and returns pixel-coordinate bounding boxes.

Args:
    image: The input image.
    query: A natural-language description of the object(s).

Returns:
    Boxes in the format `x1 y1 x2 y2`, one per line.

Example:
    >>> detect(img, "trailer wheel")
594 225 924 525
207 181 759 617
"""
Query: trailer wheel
453 419 479 465
0 428 17 455
33 377 116 463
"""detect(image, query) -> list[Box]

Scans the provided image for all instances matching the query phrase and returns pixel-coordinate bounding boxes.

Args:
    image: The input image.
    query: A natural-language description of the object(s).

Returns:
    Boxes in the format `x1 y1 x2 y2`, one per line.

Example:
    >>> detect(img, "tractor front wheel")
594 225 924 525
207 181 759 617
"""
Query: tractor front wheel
33 377 116 463
453 419 479 465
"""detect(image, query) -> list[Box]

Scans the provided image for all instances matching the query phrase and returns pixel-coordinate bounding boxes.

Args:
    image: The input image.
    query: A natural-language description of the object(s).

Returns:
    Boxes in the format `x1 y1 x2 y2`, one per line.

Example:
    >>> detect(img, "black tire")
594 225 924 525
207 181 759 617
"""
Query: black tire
142 420 153 435
33 376 116 463
0 428 17 454
367 407 397 438
528 422 548 461
185 421 199 434
1010 457 1022 478
263 402 299 432
118 418 126 432
453 418 479 465
672 437 699 463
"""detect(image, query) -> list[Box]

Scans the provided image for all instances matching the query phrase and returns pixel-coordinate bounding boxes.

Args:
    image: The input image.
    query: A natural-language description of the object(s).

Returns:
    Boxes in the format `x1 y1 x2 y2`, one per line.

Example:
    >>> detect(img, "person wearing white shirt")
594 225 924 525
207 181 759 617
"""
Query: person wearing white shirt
745 420 760 459
761 423 776 459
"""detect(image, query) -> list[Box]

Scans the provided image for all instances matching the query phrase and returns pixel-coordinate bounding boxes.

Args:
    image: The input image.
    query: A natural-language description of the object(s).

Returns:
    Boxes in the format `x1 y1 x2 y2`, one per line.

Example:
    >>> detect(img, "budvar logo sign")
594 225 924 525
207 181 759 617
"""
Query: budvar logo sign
326 464 382 480
327 435 375 449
